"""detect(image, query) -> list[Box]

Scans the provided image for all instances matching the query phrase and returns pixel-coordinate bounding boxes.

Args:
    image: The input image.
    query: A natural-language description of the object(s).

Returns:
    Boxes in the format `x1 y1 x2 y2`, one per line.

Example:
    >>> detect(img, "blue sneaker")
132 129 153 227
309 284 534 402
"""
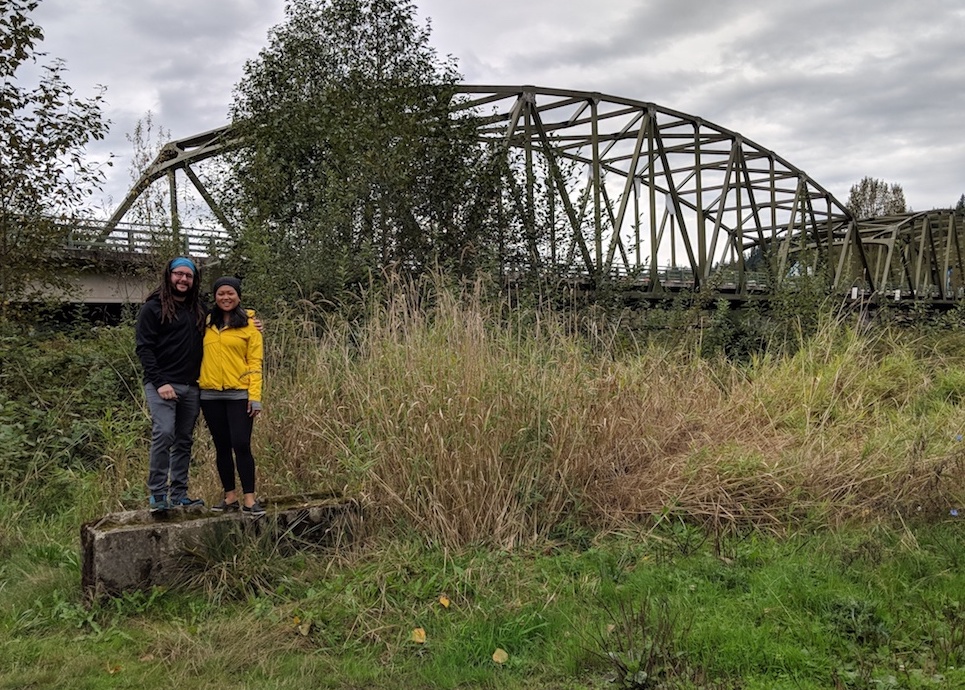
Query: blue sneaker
149 495 169 513
171 496 205 508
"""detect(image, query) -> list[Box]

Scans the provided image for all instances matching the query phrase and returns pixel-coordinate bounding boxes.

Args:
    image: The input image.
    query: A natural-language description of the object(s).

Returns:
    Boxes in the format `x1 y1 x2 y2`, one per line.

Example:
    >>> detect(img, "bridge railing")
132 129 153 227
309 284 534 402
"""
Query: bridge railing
553 264 772 293
65 220 231 259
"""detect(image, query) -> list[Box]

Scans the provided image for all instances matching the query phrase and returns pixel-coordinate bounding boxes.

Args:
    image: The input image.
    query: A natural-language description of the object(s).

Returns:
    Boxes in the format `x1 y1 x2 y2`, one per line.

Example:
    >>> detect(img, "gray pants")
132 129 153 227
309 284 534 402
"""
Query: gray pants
144 383 200 501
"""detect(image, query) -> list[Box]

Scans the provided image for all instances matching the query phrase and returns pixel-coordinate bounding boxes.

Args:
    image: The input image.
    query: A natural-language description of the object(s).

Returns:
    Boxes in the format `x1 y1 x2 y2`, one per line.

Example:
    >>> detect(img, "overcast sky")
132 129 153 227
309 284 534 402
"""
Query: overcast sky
27 0 965 216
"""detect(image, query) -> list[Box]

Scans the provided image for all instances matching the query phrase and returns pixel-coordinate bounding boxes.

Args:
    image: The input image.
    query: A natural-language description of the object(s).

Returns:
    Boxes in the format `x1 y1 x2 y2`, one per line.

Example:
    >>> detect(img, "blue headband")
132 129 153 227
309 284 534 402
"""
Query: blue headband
170 257 197 275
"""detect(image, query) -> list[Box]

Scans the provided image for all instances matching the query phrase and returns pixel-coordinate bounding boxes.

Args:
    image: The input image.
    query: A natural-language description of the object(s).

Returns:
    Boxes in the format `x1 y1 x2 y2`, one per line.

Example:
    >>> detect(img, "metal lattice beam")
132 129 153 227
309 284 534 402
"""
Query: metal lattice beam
104 85 963 302
449 86 860 294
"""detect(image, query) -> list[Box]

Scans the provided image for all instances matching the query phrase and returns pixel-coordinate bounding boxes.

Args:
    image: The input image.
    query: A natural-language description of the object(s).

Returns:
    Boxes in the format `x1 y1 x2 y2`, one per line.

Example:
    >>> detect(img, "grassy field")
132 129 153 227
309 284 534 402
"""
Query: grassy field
1 280 964 688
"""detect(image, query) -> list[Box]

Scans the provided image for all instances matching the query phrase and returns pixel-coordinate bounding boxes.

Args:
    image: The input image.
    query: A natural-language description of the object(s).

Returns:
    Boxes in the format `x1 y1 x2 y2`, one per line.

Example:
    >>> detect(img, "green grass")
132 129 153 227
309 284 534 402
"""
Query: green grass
3 278 965 687
1 519 963 688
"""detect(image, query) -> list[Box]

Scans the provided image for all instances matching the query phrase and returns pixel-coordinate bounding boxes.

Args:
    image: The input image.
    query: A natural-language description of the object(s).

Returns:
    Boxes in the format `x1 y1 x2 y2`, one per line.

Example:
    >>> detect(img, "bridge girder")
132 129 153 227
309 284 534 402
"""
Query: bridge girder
104 85 960 302
851 210 965 301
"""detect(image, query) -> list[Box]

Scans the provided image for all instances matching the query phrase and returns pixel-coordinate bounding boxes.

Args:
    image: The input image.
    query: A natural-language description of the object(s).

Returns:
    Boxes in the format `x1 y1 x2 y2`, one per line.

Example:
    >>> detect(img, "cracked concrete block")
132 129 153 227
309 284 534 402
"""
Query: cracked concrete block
81 494 360 600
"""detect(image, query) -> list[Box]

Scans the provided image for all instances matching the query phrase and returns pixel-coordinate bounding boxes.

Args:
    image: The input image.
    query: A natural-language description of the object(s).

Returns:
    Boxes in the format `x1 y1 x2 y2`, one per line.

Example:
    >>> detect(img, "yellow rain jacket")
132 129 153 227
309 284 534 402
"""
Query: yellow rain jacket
199 310 263 402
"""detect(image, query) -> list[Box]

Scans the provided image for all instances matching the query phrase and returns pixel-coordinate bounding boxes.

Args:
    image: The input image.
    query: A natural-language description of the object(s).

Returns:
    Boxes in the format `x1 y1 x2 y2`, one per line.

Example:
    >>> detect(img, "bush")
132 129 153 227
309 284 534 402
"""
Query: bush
0 323 145 510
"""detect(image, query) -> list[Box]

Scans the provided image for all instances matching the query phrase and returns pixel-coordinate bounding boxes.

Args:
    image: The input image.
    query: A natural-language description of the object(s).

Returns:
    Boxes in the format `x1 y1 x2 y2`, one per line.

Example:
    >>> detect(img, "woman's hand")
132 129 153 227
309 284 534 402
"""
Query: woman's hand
248 401 262 418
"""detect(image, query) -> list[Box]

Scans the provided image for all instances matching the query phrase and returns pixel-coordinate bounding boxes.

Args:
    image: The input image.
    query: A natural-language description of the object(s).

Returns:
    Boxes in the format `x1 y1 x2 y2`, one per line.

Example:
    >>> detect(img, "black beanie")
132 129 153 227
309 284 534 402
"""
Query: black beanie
212 276 242 297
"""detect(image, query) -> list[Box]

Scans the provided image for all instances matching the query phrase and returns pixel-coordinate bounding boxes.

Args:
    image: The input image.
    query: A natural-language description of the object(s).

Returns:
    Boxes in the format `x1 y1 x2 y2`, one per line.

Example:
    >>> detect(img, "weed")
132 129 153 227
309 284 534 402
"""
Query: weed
650 513 710 559
174 521 290 604
921 597 965 671
582 594 696 689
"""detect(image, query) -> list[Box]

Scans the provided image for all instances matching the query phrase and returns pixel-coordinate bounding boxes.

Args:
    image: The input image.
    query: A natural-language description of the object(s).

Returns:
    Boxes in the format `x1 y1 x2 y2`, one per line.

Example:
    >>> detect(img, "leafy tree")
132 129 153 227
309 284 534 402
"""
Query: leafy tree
124 110 209 232
124 111 173 228
224 0 492 304
955 194 964 213
845 176 907 218
121 110 212 270
0 0 111 317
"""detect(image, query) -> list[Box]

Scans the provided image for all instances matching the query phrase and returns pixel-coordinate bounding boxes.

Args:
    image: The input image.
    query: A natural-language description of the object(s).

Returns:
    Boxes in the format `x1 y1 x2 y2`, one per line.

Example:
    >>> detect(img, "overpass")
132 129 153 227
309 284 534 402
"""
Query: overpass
77 85 964 306
24 219 230 311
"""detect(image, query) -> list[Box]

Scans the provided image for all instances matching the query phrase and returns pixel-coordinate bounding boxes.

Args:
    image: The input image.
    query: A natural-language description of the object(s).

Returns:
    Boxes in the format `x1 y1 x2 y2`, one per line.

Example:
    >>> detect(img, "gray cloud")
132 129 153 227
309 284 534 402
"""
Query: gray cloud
24 0 965 212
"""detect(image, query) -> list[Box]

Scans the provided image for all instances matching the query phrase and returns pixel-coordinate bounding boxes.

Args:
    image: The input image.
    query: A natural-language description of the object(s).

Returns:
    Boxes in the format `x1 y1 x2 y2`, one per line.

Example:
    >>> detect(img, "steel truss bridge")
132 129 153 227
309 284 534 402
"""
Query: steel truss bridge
90 85 963 305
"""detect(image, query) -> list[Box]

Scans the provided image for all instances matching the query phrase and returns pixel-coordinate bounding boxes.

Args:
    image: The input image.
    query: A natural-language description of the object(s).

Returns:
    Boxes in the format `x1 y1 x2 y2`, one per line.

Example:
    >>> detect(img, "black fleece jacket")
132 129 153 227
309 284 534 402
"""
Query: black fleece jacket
135 296 204 388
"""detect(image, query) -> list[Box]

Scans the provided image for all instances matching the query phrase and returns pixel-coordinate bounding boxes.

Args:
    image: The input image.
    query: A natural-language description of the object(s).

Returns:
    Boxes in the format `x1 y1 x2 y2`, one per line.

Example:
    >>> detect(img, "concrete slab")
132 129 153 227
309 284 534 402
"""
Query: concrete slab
81 493 360 600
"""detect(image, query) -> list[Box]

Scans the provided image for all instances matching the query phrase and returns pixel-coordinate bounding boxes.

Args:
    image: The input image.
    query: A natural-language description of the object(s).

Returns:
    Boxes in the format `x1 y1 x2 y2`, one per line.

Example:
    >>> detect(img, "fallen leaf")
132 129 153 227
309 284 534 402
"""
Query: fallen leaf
410 627 426 644
439 594 451 608
298 620 312 636
138 654 155 662
492 648 508 664
106 664 122 675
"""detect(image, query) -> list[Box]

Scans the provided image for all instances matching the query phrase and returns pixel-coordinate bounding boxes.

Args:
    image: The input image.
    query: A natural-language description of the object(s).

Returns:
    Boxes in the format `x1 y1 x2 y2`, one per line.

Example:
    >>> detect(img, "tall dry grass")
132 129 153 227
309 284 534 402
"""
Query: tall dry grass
250 279 965 548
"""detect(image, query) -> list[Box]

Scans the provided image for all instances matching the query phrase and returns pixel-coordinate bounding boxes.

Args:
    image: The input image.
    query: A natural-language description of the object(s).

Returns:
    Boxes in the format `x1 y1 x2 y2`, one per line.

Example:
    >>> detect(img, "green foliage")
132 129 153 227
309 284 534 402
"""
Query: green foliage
2 449 965 688
601 263 838 364
0 0 111 313
825 596 889 648
585 596 693 689
225 0 492 305
698 298 771 362
846 176 907 218
175 521 293 604
0 323 144 512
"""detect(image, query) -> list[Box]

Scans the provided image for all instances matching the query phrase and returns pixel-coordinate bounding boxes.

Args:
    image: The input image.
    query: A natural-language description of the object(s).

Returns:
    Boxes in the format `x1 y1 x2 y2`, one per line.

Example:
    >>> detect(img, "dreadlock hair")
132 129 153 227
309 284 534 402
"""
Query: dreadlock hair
147 258 206 329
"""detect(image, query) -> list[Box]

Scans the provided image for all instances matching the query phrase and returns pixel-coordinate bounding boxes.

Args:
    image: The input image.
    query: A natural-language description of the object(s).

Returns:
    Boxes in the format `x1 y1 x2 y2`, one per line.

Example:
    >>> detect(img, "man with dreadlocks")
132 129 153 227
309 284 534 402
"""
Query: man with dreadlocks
135 257 208 513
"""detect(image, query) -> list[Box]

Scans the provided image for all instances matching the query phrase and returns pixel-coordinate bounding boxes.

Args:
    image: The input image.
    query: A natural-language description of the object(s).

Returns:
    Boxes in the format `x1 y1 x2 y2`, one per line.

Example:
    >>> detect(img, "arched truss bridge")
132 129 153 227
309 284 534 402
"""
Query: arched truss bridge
100 85 964 304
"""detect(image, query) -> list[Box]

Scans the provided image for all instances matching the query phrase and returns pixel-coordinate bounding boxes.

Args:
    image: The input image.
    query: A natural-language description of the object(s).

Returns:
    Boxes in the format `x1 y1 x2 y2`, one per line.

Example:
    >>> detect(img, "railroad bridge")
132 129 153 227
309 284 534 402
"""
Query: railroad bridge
67 85 964 307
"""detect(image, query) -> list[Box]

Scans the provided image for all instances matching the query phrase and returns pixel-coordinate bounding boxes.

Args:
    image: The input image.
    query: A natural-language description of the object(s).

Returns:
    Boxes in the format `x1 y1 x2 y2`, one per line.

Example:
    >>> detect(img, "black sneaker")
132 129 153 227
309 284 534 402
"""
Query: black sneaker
211 498 240 512
242 501 266 517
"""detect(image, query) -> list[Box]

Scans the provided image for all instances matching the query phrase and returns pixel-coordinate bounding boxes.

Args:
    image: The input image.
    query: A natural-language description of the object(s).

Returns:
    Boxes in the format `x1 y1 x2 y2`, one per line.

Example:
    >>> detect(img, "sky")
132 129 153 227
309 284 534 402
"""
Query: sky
25 0 965 217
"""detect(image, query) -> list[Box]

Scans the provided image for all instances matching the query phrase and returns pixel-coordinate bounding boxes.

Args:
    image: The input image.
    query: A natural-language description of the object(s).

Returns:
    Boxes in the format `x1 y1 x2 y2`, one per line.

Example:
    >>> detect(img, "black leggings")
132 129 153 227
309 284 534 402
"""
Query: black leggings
200 399 256 495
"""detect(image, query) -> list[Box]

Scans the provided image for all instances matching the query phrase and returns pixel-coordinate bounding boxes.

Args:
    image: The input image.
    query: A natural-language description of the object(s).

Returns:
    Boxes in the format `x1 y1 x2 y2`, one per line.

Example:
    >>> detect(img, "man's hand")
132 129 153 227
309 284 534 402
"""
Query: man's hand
253 317 264 333
157 383 178 400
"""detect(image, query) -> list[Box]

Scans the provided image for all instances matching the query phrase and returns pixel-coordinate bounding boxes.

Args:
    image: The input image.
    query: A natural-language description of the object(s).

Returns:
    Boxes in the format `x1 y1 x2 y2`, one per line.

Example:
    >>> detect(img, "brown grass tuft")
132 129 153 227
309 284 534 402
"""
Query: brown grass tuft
242 278 965 548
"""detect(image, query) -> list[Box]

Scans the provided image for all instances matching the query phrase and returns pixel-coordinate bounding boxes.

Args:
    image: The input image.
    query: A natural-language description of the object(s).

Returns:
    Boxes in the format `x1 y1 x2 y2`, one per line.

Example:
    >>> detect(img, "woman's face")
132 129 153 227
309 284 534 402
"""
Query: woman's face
215 286 240 312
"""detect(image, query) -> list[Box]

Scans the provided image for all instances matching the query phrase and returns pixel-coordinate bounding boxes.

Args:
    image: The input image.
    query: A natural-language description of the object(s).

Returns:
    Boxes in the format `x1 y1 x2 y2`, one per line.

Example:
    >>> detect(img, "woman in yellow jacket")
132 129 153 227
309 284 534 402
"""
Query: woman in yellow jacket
199 276 265 516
